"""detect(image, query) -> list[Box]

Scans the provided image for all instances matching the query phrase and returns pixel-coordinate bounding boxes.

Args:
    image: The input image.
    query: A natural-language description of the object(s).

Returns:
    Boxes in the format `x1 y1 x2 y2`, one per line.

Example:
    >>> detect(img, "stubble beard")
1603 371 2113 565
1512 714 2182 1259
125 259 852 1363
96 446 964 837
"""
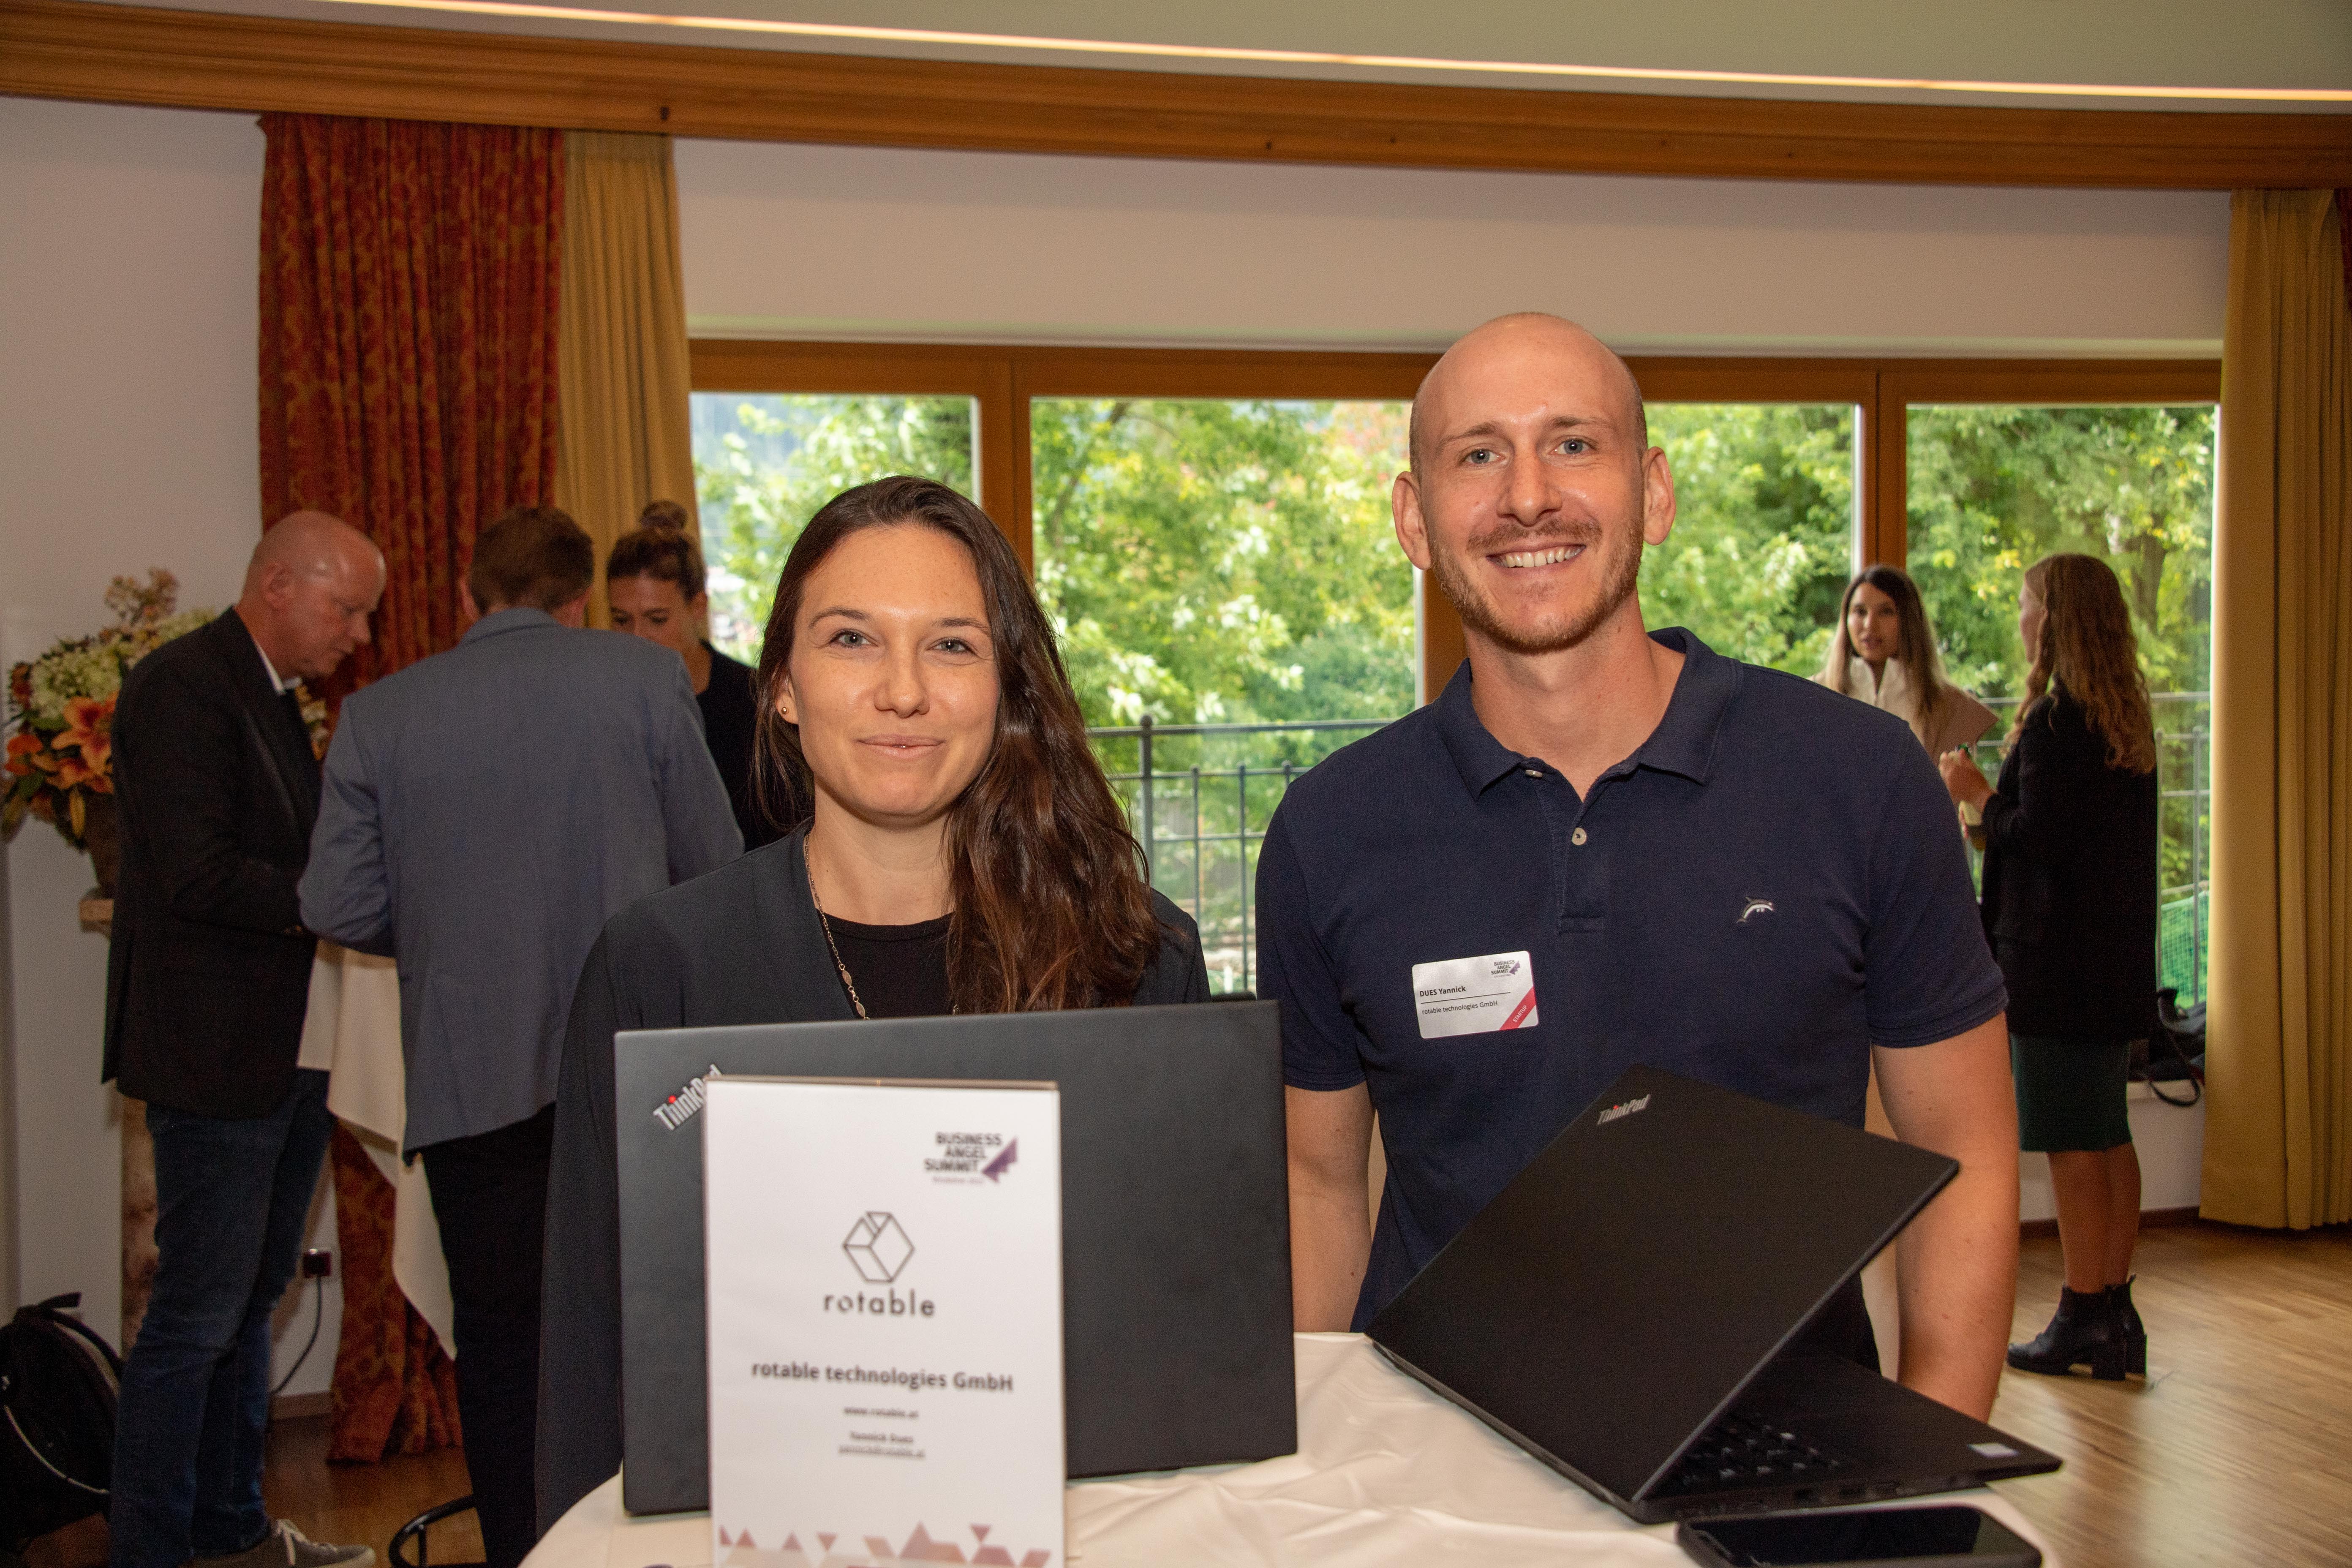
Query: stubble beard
1428 511 1646 659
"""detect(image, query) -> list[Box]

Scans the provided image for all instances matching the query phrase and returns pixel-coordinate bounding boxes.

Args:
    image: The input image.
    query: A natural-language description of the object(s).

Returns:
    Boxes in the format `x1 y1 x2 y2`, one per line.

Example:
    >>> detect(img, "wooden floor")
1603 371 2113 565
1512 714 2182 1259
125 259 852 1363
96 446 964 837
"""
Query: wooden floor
261 1420 482 1568
258 1221 2352 1568
1992 1221 2352 1568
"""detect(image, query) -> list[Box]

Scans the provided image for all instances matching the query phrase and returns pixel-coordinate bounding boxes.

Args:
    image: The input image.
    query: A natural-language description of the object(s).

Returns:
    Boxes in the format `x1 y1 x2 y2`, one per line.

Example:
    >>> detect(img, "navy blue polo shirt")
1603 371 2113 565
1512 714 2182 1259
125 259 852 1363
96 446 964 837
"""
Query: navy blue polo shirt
1257 629 2006 1328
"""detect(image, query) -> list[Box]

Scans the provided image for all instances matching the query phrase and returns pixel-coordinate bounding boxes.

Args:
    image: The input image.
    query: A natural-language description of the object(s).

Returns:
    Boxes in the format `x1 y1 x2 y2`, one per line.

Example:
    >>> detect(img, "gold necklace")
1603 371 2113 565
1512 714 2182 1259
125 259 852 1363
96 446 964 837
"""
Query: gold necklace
804 833 959 1018
805 836 870 1020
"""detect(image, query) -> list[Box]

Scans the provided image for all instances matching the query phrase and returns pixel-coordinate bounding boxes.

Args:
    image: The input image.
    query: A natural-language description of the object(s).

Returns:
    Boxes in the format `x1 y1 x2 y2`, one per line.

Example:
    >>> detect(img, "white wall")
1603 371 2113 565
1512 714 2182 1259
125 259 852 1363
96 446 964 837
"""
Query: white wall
0 95 338 1395
678 141 2231 357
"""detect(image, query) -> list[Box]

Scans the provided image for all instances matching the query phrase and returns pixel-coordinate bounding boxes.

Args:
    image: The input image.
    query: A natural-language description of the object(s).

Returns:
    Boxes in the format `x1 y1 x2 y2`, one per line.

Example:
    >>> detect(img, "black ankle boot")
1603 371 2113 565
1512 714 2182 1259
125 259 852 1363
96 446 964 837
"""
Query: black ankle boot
2107 1277 2146 1378
2007 1285 2128 1380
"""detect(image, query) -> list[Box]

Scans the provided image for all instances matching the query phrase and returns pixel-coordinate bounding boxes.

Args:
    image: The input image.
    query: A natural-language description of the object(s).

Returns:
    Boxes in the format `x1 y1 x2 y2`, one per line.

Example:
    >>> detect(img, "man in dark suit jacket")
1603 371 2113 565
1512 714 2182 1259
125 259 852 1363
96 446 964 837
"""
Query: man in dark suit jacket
300 507 738 1568
103 511 384 1568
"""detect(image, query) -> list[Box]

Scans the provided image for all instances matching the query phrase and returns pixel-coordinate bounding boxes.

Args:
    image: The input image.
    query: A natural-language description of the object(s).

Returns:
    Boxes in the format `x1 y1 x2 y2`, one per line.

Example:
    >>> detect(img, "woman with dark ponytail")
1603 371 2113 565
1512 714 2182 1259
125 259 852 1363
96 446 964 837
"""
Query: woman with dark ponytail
606 503 773 847
535 479 1209 1523
1940 554 2159 1382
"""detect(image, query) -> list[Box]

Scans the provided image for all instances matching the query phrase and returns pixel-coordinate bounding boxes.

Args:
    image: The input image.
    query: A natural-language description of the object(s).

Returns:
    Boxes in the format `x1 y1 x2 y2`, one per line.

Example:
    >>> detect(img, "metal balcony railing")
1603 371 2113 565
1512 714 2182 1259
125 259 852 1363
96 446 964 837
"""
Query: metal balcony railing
1092 692 2212 1003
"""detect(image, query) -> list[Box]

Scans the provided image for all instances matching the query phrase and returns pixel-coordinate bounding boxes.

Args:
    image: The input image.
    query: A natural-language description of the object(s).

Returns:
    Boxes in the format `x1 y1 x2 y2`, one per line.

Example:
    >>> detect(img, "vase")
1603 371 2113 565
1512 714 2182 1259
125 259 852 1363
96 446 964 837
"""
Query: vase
82 793 120 897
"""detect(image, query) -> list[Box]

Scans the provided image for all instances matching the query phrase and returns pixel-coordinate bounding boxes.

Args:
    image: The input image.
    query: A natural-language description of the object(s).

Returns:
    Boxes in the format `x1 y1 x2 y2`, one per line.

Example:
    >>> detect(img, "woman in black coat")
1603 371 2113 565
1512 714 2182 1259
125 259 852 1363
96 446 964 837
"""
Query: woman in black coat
535 479 1211 1529
1940 554 2159 1382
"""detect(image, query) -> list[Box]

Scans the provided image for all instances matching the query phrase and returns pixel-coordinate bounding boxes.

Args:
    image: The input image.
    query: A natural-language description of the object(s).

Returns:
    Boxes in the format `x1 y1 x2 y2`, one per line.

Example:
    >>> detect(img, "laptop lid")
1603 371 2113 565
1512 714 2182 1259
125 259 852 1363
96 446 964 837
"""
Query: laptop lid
615 1002 1296 1516
1366 1064 1956 1508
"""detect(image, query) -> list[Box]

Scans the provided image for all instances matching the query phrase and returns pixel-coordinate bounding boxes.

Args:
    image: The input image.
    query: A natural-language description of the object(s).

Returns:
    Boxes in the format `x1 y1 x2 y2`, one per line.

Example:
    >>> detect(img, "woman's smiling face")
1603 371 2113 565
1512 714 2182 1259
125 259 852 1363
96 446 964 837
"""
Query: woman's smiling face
775 524 1001 832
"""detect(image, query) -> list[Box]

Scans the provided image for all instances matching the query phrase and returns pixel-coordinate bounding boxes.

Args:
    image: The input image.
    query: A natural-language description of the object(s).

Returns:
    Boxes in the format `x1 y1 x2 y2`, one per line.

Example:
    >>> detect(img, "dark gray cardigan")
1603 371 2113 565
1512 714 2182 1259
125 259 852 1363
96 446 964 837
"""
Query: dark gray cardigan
534 827 1211 1531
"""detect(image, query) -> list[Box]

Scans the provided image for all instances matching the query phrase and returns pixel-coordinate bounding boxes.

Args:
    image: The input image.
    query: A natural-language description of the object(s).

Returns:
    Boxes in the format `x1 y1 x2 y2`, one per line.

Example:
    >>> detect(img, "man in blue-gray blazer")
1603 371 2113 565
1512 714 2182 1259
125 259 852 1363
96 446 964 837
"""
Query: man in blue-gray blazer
300 506 740 1568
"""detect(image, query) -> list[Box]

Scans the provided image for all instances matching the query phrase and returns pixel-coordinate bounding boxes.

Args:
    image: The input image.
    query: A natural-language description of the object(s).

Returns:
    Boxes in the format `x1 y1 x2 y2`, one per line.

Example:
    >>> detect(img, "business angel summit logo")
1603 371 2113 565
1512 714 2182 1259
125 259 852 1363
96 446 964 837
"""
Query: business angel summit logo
925 1130 1019 1184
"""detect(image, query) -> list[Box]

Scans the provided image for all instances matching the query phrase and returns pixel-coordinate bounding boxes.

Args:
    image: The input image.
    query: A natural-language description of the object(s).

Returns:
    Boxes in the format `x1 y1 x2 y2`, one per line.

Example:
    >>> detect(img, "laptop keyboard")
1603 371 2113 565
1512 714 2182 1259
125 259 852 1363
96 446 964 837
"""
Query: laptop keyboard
1664 1410 1851 1492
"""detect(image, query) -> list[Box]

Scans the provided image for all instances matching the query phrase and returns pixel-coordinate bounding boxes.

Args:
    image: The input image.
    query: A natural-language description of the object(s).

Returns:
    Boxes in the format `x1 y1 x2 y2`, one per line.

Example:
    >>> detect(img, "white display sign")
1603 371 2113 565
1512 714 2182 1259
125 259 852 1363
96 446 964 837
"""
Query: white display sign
703 1078 1065 1568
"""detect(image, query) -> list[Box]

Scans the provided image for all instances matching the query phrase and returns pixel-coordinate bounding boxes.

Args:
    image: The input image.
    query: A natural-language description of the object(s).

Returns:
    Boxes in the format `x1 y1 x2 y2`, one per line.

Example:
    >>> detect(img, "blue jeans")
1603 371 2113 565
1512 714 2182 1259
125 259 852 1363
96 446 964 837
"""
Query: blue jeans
109 1070 335 1568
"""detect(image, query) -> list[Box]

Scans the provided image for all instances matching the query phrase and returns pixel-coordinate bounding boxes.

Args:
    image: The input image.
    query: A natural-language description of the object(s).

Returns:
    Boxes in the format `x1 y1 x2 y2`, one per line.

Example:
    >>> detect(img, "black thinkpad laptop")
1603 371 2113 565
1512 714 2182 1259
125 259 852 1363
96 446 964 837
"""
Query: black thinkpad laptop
1367 1064 2059 1524
613 1002 1296 1516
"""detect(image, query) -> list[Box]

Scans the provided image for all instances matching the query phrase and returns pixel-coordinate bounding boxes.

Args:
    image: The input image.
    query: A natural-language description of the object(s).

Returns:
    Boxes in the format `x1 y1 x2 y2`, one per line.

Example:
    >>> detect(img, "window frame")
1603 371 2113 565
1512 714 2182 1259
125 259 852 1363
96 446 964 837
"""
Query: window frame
688 341 2221 699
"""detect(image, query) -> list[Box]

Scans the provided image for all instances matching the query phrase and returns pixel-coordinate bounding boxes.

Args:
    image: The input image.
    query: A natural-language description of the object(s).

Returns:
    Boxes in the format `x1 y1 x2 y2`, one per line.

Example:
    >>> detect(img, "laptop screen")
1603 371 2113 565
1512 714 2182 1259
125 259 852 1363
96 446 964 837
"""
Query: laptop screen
614 1002 1298 1514
1367 1064 1955 1504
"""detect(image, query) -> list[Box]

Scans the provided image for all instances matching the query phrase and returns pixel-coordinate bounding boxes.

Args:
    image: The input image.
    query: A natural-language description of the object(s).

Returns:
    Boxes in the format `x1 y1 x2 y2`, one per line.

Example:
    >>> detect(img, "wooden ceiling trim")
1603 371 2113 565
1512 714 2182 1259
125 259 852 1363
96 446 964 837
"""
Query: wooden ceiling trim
5 0 2349 189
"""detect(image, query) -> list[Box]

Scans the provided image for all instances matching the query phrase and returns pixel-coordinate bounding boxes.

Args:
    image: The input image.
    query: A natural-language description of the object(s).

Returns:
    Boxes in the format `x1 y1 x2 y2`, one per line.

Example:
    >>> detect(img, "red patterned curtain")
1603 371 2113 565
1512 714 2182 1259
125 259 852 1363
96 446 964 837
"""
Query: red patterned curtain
259 112 564 693
258 112 564 1460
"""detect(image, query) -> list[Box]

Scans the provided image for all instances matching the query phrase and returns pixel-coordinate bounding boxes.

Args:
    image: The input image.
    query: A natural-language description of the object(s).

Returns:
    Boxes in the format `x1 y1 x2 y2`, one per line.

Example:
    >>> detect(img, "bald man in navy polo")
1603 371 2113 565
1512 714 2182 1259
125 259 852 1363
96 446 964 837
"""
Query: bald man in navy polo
1260 313 2018 1424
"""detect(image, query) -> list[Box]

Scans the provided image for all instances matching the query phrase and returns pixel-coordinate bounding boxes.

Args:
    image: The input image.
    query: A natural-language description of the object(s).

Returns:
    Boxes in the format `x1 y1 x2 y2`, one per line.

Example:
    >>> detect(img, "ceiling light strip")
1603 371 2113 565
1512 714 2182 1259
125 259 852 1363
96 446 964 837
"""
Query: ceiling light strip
299 0 2352 103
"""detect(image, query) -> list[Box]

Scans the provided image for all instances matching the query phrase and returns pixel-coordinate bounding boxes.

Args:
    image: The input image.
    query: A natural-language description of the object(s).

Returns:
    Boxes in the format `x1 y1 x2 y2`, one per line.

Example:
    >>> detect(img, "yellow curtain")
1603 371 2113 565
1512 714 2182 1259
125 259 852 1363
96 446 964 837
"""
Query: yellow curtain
2204 190 2352 1229
553 131 698 627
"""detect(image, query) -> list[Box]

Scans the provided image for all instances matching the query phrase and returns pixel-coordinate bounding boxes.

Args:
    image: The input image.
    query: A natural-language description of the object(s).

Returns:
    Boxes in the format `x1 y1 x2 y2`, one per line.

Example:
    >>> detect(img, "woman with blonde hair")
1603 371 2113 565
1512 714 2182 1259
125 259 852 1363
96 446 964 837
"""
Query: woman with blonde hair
1941 554 2159 1381
1817 564 1993 756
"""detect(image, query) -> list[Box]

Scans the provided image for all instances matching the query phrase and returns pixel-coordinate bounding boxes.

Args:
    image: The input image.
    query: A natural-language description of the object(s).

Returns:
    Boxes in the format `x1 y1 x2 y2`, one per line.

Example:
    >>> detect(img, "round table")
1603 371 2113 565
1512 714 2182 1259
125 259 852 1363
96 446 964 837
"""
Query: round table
528 1333 2058 1568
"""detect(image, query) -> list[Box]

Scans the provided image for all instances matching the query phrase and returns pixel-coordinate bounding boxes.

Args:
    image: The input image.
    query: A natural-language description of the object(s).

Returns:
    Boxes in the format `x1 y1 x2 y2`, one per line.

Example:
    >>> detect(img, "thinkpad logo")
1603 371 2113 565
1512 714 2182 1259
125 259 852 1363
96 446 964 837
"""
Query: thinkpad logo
1597 1094 1651 1125
651 1064 722 1131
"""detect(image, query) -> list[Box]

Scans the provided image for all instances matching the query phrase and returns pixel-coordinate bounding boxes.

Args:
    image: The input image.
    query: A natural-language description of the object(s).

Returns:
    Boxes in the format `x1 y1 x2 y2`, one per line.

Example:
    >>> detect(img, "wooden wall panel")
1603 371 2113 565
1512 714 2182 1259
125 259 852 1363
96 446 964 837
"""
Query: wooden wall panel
6 0 2349 190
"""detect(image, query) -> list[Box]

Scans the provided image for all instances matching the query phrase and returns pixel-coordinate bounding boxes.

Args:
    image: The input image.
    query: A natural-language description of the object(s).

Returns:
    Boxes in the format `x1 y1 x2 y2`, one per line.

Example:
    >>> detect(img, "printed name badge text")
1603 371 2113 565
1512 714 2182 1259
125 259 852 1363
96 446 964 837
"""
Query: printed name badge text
1412 950 1538 1040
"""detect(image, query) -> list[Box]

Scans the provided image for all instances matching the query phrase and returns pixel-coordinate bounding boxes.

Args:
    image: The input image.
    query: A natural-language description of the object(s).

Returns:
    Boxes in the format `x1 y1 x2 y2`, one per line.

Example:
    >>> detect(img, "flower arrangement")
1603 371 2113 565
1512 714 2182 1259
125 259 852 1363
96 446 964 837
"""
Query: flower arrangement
5 571 212 851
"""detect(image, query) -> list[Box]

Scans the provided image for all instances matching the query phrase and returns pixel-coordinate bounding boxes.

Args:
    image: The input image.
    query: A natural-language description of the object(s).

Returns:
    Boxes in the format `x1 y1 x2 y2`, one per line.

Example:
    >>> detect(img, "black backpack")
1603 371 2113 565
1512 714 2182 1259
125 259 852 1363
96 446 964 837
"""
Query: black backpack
1 1293 122 1551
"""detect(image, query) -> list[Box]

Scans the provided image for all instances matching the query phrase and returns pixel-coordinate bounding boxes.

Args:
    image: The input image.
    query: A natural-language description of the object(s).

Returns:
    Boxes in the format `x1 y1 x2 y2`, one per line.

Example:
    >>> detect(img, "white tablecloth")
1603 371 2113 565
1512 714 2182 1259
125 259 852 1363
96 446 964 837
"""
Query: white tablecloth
528 1334 2057 1568
299 942 457 1356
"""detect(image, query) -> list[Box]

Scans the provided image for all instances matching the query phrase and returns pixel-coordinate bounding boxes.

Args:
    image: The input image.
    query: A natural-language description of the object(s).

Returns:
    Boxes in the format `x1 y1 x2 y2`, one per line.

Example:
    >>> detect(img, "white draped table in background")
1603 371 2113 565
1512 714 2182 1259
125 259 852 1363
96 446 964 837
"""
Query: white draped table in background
529 1334 2059 1568
300 942 455 1357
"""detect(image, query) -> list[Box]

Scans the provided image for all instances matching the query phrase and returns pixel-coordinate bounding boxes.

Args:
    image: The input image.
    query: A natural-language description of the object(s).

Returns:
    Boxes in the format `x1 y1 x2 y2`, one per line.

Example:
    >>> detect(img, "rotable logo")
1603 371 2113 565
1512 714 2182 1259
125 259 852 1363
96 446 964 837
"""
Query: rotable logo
842 1211 915 1283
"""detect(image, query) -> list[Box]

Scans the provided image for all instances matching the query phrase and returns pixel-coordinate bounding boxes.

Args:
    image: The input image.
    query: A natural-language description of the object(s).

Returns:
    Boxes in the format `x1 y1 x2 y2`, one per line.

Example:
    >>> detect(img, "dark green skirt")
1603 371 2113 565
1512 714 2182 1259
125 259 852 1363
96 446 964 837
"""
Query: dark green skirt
2011 1033 2133 1152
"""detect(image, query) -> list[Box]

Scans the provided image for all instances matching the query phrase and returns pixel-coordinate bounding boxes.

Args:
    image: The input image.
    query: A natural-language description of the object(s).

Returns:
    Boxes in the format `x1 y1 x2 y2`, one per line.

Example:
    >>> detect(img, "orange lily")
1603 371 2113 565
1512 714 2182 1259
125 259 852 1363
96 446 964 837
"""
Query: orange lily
57 695 113 777
5 730 53 777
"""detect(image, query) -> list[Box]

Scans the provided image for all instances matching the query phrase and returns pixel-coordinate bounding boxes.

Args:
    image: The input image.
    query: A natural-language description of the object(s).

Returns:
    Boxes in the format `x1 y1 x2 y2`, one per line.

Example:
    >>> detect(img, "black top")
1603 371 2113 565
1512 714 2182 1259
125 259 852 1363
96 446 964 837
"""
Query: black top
1258 630 2006 1329
695 644 773 848
823 912 954 1018
534 827 1211 1533
1979 691 2159 1042
104 609 322 1118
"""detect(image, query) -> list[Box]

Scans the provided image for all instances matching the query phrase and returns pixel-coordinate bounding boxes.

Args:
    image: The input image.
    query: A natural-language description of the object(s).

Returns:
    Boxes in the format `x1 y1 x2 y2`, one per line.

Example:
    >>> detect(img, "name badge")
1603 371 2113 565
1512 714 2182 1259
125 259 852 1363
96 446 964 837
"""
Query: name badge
1412 950 1539 1040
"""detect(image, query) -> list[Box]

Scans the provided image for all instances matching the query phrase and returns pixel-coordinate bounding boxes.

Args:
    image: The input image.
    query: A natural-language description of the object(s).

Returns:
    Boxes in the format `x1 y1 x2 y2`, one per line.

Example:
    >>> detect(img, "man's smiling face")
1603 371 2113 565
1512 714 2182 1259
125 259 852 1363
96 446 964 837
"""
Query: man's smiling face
1395 316 1675 659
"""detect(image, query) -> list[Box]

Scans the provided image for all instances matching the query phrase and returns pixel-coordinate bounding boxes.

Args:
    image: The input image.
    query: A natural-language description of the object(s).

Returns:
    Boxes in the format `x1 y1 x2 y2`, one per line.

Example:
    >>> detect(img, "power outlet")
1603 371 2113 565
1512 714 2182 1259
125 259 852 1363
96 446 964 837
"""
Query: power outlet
300 1249 334 1279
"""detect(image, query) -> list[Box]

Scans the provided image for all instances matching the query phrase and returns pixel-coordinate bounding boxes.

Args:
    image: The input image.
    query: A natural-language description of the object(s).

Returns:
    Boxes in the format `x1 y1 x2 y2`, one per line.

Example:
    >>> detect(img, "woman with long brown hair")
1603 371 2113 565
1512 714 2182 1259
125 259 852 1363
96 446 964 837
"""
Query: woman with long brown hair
1816 564 1994 756
535 477 1209 1522
1940 553 2159 1382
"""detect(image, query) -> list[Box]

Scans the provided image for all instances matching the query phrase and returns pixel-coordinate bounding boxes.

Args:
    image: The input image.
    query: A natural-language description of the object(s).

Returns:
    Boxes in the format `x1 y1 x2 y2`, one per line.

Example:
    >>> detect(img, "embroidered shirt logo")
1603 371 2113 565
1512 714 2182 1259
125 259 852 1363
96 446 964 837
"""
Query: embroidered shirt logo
1597 1094 1651 1125
1738 898 1777 925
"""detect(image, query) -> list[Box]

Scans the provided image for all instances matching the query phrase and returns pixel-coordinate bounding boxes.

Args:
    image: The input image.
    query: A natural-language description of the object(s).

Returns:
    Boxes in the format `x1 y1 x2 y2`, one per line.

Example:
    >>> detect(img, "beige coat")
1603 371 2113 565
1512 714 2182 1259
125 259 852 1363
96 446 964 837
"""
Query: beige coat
1822 656 1998 757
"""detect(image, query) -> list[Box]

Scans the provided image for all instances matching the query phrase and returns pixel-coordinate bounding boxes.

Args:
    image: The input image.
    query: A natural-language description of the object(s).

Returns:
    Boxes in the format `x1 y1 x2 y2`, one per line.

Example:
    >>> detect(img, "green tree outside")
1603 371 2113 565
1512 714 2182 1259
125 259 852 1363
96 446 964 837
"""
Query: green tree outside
1640 404 1856 675
694 394 978 657
1029 399 1414 735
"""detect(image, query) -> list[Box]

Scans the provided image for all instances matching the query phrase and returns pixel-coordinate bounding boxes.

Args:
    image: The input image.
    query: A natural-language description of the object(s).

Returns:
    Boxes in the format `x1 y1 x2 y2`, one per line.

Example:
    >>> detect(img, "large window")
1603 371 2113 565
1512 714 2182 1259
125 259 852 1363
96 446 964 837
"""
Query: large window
685 346 2218 1000
691 392 978 658
1907 401 2217 1004
1641 403 1856 674
1029 396 1413 990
